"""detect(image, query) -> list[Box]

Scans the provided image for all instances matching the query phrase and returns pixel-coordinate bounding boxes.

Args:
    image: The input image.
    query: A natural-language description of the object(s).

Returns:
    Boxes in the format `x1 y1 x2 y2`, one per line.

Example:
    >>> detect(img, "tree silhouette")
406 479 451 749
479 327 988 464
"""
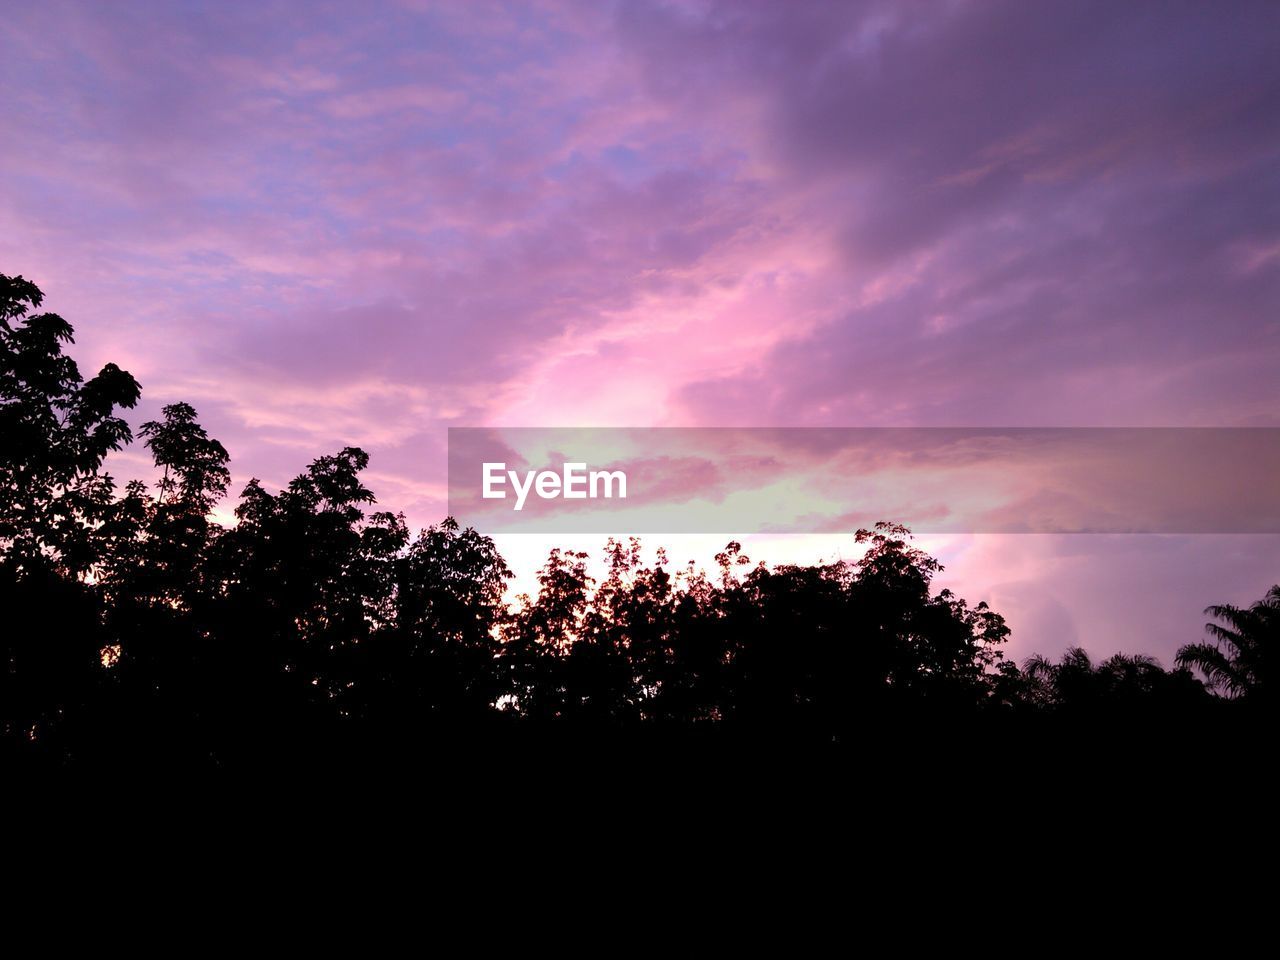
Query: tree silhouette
141 402 230 511
0 273 140 577
199 447 404 754
1021 647 1211 723
505 548 595 722
1177 585 1278 705
356 517 512 733
1 271 1273 768
1 273 139 753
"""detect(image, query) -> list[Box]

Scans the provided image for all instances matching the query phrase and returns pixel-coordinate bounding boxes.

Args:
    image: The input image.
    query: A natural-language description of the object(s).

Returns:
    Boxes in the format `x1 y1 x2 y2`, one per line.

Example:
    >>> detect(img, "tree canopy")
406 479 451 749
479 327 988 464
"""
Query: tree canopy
1 273 1272 767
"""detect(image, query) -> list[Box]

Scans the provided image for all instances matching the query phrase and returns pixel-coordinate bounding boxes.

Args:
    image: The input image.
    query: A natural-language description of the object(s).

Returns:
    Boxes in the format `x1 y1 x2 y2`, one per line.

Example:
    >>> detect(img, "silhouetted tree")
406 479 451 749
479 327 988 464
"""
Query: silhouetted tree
1177 585 1278 706
842 523 1010 713
5 270 1266 769
584 539 680 724
355 518 512 731
83 403 231 759
1 273 139 753
1022 647 1210 719
0 273 140 575
202 448 405 753
495 523 1017 741
504 548 594 722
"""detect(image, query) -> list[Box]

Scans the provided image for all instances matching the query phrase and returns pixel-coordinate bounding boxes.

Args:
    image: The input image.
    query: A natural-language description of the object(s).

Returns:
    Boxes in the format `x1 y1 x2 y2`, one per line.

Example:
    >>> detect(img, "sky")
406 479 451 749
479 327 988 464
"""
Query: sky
2 0 1279 664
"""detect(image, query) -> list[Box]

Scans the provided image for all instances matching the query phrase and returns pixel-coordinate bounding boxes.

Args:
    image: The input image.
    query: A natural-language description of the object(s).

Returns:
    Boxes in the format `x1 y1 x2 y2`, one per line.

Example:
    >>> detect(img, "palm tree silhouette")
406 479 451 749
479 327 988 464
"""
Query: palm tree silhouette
1177 585 1278 702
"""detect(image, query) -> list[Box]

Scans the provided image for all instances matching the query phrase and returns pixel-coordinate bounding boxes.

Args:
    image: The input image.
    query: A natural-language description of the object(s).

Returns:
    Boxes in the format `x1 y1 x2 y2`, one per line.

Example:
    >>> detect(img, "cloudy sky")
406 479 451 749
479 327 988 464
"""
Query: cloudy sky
3 0 1278 663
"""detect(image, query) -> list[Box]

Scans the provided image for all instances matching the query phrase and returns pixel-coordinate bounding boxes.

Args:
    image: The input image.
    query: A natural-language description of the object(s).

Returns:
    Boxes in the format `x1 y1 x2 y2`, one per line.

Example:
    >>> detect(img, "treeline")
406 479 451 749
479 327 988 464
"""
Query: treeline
1 273 1274 767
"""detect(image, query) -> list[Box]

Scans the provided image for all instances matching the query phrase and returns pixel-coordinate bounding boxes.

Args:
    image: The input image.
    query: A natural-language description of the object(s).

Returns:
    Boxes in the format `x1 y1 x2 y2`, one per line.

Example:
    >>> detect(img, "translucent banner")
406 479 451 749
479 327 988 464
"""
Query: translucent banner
447 427 1280 534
